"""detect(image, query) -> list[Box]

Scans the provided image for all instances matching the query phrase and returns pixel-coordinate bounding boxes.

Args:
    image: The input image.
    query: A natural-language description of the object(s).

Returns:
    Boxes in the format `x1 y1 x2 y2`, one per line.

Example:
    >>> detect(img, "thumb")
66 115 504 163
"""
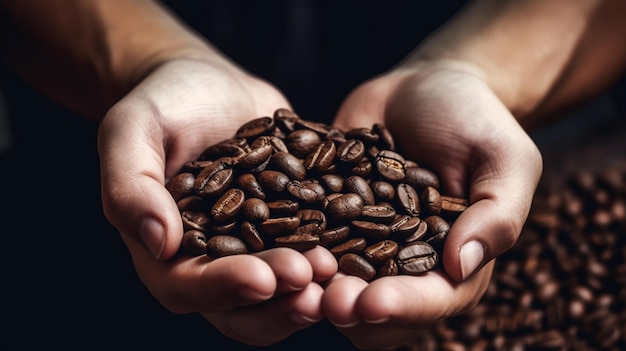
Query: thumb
98 108 183 261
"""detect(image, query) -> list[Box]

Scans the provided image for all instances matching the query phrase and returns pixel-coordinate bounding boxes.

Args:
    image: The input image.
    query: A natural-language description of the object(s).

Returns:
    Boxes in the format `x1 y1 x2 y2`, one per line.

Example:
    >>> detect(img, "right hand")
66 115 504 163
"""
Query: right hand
97 58 338 346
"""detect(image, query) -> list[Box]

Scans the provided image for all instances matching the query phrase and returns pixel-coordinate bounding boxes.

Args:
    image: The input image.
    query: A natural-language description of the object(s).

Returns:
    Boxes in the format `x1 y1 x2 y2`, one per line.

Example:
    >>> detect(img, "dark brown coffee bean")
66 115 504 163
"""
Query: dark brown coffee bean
240 221 266 252
236 140 273 171
403 219 429 244
206 235 248 258
304 140 336 173
396 183 421 216
286 129 322 158
390 214 423 236
440 195 469 219
360 203 397 224
330 237 367 257
257 170 291 194
421 186 442 215
345 127 379 145
404 167 440 190
296 209 327 234
375 150 406 181
286 180 326 204
194 158 235 197
351 220 391 240
268 151 306 180
199 142 246 161
251 135 288 154
350 159 372 177
241 198 270 222
344 175 375 205
258 216 301 237
237 173 266 200
181 210 211 233
319 174 344 193
181 230 207 256
372 123 395 151
176 195 206 212
273 108 299 133
364 240 398 266
370 180 395 203
166 172 196 202
274 233 320 252
339 253 376 281
210 219 238 235
235 116 276 139
295 119 333 136
319 226 350 247
337 139 365 164
397 241 438 275
266 199 300 217
325 127 346 144
325 193 364 222
377 258 399 278
211 188 245 222
182 160 214 174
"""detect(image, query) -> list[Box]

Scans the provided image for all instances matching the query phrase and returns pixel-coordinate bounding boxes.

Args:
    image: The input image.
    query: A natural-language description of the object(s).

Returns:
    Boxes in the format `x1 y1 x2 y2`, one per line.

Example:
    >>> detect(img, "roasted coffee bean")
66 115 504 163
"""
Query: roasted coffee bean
273 108 299 133
182 160 213 174
377 258 399 278
339 253 376 281
257 170 291 194
397 241 438 275
181 210 211 233
210 219 238 235
364 240 399 266
211 188 245 222
235 116 276 139
404 167 440 190
351 220 392 241
176 195 206 212
266 199 300 217
330 237 368 257
274 233 320 252
241 198 270 222
337 139 366 164
286 180 326 204
304 140 336 173
375 150 406 181
206 235 248 258
372 123 395 151
166 172 196 202
343 175 375 205
268 151 306 180
421 186 442 215
199 142 246 161
236 140 273 171
319 174 344 193
181 229 207 256
396 183 421 216
390 215 424 238
360 203 396 224
295 118 334 136
286 129 321 158
371 180 395 203
423 215 450 248
440 195 469 219
194 159 235 197
258 216 301 237
237 173 266 200
319 226 350 247
296 209 327 234
240 221 266 252
325 193 364 222
350 159 372 177
345 127 379 145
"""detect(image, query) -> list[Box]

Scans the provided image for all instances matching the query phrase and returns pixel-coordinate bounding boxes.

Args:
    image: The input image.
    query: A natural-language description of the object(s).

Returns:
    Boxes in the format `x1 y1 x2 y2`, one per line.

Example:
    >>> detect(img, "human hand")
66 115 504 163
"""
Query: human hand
97 58 337 346
326 63 543 349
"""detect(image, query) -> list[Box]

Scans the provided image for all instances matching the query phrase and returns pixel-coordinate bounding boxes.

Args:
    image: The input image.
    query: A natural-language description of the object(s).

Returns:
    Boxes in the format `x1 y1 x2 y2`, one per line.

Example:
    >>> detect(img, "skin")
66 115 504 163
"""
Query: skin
2 0 626 349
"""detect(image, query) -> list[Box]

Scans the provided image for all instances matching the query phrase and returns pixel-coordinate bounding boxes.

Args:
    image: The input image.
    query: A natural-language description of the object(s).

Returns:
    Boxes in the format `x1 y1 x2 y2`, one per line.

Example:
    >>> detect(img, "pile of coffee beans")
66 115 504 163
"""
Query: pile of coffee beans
399 165 626 351
166 108 468 281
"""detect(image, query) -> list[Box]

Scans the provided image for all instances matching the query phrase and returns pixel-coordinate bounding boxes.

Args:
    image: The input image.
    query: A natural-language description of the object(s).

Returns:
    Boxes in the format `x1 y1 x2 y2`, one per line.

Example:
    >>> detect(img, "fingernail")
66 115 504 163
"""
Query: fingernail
238 287 273 301
332 320 360 328
140 217 165 260
460 240 485 280
363 316 390 324
290 312 322 325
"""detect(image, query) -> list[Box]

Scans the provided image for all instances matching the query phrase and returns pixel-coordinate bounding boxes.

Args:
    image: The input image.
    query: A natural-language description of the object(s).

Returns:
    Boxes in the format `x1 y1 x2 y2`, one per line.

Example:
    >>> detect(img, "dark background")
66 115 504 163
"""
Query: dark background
1 1 623 349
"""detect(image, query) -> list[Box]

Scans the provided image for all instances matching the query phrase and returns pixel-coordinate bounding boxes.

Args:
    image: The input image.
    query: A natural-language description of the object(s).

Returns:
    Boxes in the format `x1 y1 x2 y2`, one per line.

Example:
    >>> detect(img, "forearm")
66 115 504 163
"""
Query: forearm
0 0 236 122
401 0 626 129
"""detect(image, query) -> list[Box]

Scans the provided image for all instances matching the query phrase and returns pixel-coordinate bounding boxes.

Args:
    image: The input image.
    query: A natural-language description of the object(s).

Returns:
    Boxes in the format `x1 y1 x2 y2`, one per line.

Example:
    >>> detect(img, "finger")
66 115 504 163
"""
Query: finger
202 282 325 347
253 248 314 295
321 275 369 327
122 236 278 313
443 136 543 282
324 263 494 350
301 246 339 283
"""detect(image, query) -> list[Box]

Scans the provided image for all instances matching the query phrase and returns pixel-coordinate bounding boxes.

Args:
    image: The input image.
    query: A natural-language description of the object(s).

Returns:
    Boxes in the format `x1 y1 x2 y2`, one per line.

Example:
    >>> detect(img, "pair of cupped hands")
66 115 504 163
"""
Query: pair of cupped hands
97 57 542 350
